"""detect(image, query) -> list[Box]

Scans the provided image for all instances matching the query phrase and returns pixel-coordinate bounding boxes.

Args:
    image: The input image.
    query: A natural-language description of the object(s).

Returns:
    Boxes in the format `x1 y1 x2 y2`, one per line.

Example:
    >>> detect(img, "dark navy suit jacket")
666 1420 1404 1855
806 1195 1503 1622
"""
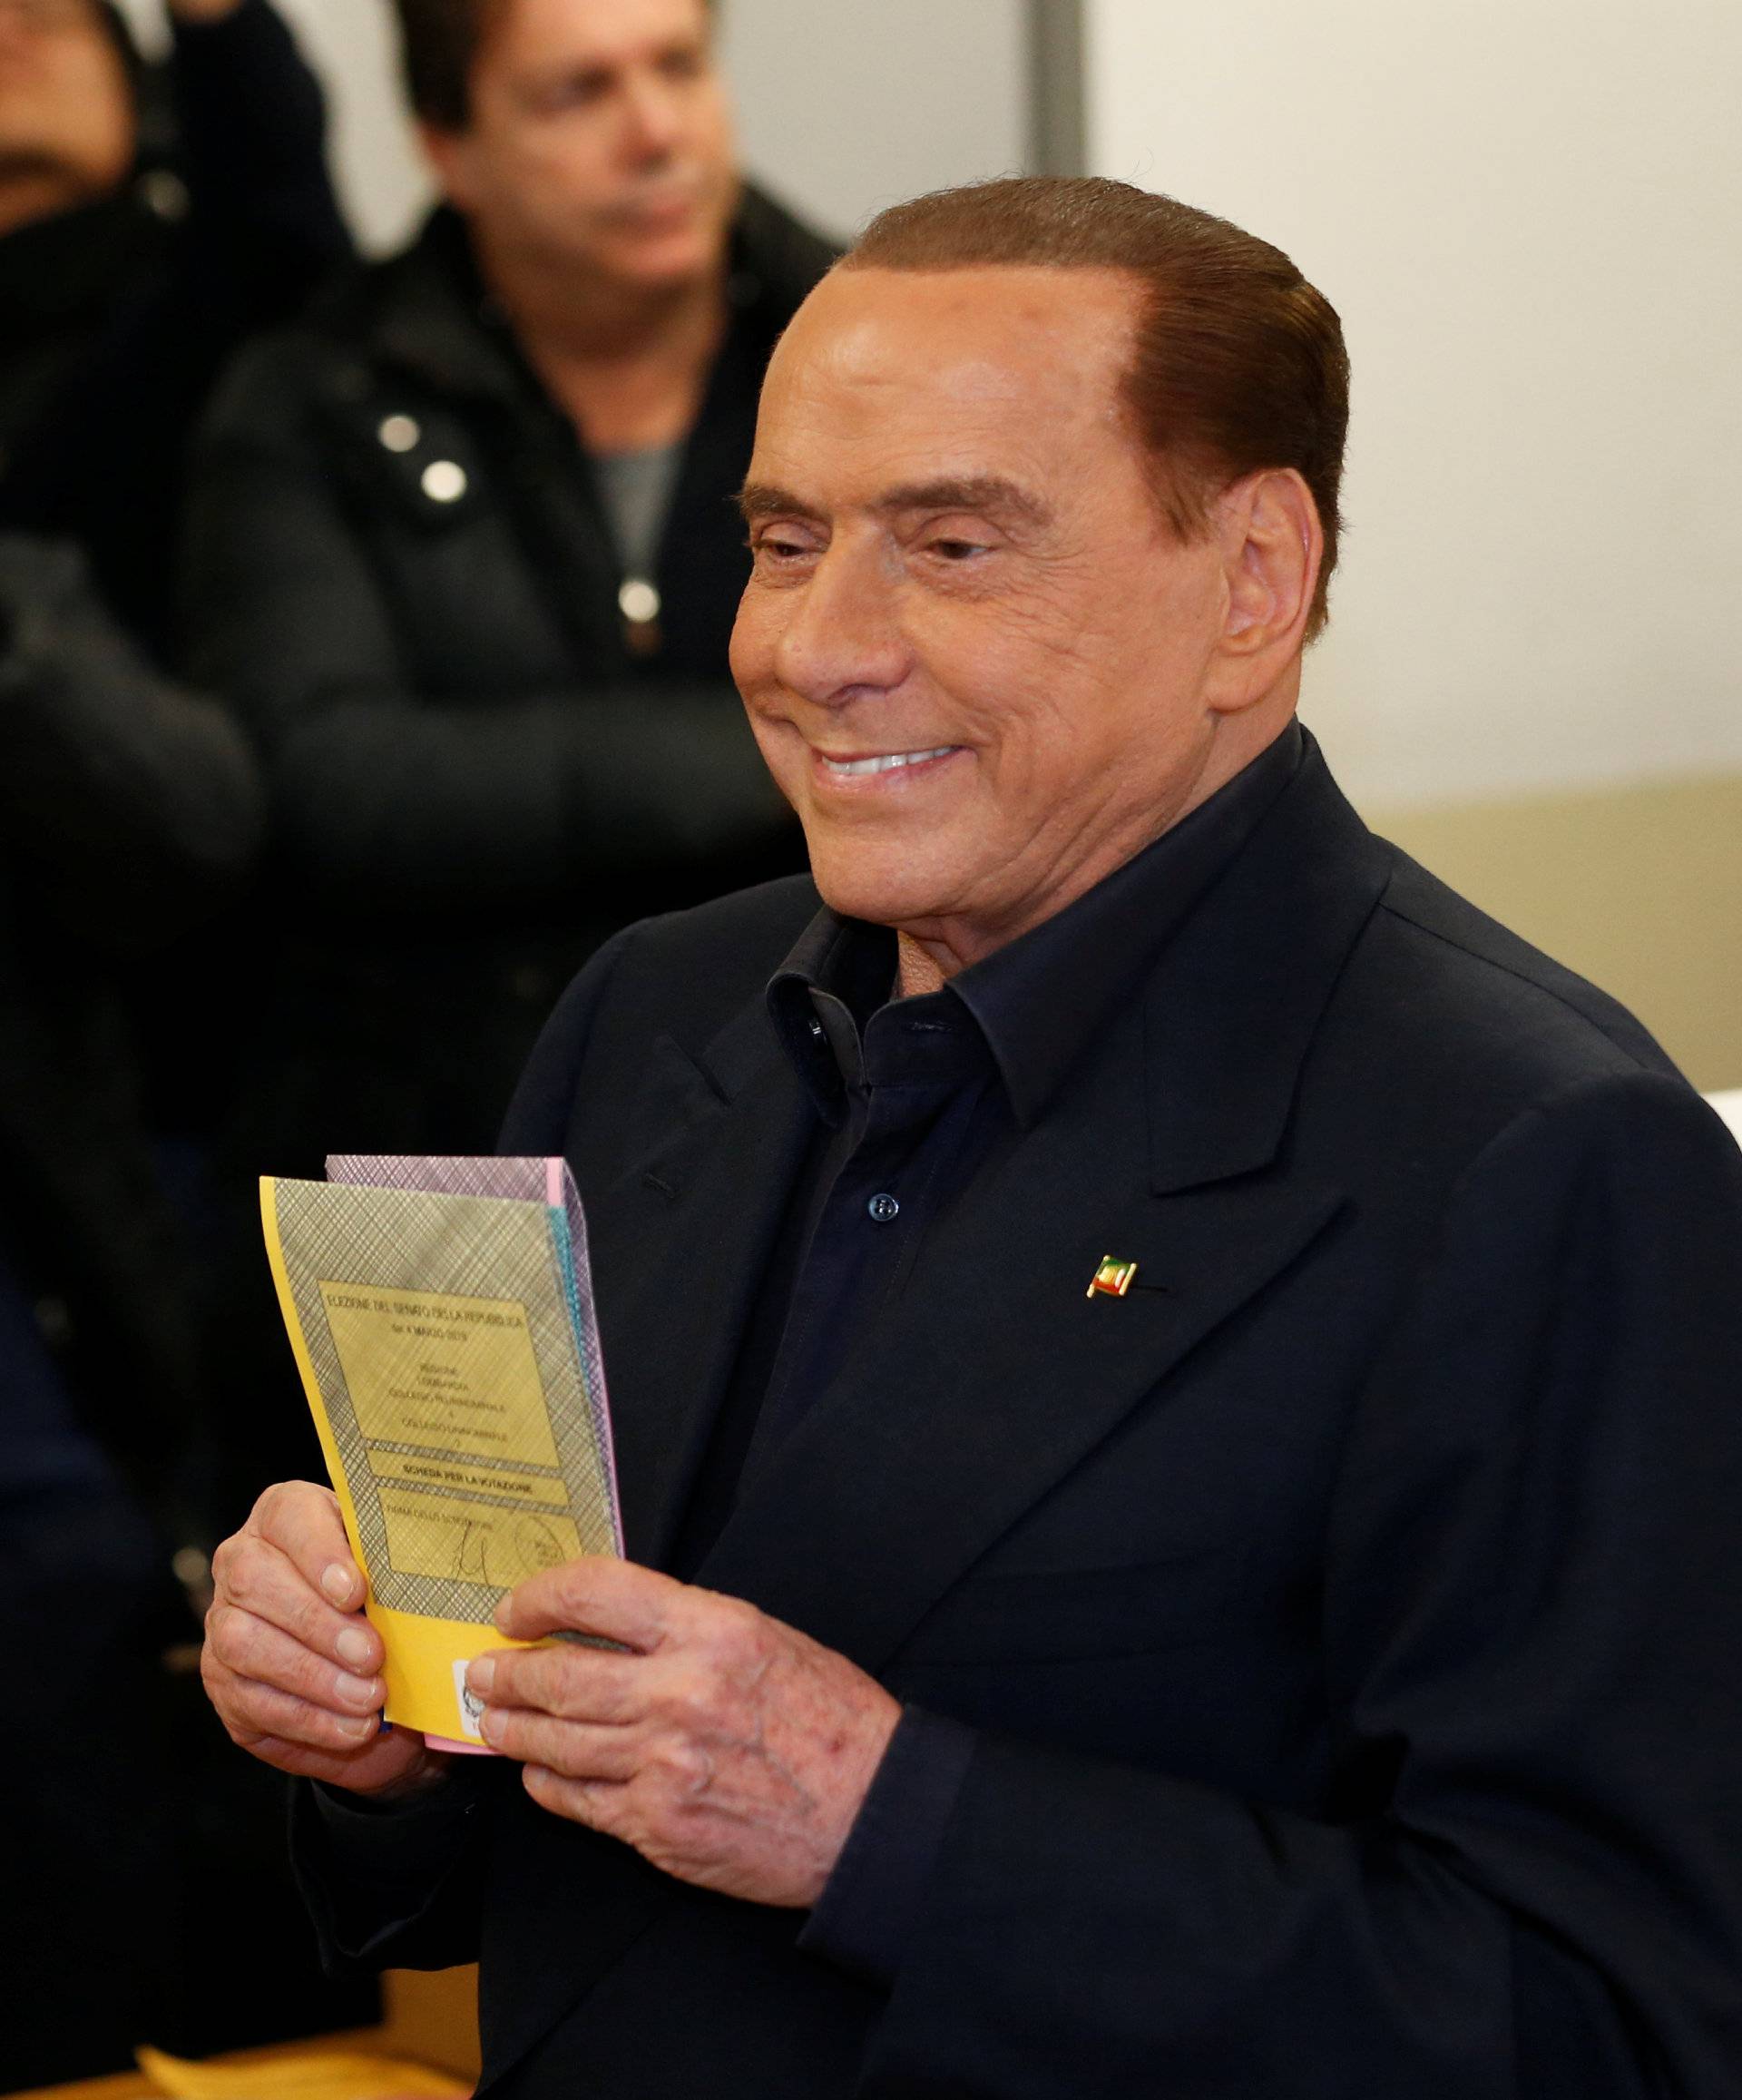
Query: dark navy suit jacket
299 736 1742 2098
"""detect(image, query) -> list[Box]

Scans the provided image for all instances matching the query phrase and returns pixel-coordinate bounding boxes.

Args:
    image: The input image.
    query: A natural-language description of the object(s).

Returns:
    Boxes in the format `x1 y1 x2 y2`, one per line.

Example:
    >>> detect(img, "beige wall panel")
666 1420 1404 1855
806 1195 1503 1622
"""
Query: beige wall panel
1370 773 1742 1093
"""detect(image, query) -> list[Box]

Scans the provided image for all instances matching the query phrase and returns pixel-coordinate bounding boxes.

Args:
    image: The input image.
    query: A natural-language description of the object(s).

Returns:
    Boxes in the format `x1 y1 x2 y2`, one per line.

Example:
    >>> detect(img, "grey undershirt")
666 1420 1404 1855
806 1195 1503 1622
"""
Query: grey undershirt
594 442 683 579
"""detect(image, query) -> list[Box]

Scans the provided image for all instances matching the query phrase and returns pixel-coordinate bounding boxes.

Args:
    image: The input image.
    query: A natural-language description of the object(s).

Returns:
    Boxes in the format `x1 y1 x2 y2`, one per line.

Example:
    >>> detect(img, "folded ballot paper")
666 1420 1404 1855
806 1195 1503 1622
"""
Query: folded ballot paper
260 1156 621 1754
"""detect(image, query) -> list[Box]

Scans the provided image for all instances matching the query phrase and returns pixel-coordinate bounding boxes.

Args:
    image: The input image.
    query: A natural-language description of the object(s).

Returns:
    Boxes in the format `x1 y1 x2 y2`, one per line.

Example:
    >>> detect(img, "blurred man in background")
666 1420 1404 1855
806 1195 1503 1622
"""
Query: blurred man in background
184 0 833 1189
181 0 834 1526
0 1 367 2080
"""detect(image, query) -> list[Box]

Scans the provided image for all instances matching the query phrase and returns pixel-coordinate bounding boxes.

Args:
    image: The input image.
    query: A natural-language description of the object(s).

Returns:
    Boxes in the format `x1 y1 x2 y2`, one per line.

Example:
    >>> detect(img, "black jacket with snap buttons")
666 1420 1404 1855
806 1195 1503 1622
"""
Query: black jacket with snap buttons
182 187 835 1170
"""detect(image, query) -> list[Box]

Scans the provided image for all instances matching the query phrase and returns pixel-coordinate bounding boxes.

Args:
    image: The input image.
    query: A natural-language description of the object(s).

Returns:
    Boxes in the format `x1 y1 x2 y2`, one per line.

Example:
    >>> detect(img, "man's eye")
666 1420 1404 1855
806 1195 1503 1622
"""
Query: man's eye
540 71 610 112
658 48 707 82
929 537 989 562
751 534 812 562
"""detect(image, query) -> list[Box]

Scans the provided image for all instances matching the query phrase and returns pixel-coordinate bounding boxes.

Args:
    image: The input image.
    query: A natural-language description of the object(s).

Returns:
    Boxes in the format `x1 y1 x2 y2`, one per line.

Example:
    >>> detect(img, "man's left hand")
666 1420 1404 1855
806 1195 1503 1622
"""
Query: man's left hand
468 1559 902 1908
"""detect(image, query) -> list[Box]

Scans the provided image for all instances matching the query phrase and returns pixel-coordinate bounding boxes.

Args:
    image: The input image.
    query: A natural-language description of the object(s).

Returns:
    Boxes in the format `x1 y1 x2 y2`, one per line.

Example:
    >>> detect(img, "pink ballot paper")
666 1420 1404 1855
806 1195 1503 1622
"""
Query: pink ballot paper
259 1155 621 1754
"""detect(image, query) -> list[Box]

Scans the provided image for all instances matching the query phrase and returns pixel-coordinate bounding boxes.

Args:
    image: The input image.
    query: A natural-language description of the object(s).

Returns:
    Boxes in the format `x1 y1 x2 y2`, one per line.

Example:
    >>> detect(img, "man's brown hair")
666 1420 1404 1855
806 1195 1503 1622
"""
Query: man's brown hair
391 0 716 132
845 177 1350 638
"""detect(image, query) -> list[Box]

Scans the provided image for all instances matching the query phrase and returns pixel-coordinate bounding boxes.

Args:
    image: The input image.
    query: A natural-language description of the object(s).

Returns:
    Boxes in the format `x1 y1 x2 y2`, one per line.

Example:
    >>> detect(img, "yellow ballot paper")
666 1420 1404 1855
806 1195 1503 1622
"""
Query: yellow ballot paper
260 1156 621 1751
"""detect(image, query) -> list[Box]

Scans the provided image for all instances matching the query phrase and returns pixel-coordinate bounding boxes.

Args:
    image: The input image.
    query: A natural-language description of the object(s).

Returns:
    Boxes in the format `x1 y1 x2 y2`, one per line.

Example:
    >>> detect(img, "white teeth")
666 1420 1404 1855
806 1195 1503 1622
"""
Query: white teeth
822 746 956 778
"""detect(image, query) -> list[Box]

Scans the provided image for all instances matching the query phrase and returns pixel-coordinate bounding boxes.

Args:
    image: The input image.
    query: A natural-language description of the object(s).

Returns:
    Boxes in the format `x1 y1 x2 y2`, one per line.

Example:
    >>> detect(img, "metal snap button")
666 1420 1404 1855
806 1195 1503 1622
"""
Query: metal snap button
619 577 662 626
422 459 468 504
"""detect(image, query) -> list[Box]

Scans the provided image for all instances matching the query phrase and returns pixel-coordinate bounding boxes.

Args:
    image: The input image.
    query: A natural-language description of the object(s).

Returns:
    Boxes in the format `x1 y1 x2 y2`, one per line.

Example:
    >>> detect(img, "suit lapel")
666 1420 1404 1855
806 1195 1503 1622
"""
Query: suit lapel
582 999 814 1571
480 1006 817 2094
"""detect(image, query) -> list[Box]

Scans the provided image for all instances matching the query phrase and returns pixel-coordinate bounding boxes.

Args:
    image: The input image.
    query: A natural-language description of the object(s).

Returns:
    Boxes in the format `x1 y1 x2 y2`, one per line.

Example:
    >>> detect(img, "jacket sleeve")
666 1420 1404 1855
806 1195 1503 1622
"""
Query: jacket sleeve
181 354 794 908
844 1073 1742 2099
290 1778 489 1977
0 535 262 947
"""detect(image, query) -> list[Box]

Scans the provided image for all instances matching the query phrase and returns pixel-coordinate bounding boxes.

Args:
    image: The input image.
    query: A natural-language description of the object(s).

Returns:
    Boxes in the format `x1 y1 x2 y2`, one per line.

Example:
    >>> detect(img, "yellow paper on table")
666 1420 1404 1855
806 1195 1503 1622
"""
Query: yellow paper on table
136 2044 471 2100
260 1162 621 1749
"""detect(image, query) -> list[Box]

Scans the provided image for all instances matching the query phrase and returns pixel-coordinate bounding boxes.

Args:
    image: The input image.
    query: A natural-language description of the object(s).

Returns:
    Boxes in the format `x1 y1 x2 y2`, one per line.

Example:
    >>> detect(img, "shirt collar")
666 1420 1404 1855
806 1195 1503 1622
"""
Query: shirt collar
767 721 1305 1129
766 913 898 1125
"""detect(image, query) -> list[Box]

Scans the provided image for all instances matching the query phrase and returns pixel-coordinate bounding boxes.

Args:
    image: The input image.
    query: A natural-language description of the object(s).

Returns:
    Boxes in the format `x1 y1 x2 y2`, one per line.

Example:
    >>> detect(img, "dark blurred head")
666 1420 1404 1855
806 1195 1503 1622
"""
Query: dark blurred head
0 0 138 232
393 0 738 299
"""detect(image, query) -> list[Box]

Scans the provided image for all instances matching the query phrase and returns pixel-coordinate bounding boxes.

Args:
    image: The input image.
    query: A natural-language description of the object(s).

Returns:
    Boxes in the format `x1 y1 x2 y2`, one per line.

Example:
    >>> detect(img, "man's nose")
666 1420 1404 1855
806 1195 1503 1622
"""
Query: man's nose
773 543 912 709
618 73 686 162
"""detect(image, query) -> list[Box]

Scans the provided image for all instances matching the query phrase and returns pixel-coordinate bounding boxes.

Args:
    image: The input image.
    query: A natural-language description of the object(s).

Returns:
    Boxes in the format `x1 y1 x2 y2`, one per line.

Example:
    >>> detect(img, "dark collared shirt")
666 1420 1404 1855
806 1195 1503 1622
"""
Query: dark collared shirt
667 723 1306 1984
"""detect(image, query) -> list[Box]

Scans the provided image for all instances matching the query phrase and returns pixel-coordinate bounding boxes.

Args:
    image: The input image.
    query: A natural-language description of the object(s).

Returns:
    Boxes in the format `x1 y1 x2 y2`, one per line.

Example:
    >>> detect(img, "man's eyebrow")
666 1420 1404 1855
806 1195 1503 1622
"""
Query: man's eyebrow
876 477 1052 528
737 484 821 525
736 476 1052 527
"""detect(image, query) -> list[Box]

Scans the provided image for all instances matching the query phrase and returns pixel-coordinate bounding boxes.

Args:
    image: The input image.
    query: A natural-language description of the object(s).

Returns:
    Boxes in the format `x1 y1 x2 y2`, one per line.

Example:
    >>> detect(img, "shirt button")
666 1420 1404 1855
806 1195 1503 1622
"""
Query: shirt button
867 1192 900 1224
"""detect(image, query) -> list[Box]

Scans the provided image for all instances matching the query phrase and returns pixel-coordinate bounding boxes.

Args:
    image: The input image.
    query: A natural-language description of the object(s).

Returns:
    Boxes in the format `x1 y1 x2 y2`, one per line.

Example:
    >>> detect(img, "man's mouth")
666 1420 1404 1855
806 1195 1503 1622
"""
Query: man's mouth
609 179 704 231
817 746 961 780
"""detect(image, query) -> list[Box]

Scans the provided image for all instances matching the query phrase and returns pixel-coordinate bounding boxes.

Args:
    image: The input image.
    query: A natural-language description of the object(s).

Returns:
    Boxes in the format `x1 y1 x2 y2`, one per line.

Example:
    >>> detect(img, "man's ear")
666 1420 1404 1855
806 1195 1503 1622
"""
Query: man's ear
1210 468 1322 704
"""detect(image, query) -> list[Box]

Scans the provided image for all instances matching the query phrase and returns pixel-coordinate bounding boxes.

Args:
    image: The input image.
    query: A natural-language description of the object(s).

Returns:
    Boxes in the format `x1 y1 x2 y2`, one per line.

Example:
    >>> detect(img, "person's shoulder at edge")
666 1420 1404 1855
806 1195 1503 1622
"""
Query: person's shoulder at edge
1333 836 1702 1176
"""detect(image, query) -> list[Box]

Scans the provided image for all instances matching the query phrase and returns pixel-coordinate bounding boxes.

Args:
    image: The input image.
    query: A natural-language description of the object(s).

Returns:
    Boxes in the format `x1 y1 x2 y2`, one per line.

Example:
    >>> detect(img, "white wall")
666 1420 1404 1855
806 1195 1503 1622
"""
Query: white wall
720 0 1029 241
1087 2 1742 810
273 0 433 251
120 0 1031 253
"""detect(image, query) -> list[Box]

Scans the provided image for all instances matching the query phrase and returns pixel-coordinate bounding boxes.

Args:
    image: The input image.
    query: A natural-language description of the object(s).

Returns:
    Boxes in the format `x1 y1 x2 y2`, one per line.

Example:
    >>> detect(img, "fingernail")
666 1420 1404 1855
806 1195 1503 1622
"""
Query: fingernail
491 1600 511 1632
336 1627 374 1668
467 1656 495 1697
338 1713 375 1741
337 1670 379 1704
320 1564 357 1605
479 1707 502 1744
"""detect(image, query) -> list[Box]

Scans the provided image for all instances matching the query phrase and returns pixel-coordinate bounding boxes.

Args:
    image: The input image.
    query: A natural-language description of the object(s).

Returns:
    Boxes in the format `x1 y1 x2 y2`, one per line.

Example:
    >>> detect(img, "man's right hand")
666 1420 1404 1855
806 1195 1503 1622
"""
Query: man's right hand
202 1481 455 1801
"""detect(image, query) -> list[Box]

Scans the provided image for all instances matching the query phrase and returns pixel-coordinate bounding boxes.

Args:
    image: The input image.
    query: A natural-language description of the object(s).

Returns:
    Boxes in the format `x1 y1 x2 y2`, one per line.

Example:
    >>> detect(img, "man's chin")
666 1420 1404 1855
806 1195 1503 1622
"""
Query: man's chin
804 849 954 936
587 210 725 292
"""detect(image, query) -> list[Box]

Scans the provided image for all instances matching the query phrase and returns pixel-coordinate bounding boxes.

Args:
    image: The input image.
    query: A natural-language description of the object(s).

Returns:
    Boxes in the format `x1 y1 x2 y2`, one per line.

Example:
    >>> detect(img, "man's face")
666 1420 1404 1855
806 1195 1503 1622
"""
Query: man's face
732 266 1238 968
428 0 737 294
0 0 134 213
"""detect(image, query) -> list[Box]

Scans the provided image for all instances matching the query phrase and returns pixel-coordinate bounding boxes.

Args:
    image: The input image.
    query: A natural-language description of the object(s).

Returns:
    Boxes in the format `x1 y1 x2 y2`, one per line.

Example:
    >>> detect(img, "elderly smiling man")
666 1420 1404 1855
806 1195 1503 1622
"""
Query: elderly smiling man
201 179 1742 2097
